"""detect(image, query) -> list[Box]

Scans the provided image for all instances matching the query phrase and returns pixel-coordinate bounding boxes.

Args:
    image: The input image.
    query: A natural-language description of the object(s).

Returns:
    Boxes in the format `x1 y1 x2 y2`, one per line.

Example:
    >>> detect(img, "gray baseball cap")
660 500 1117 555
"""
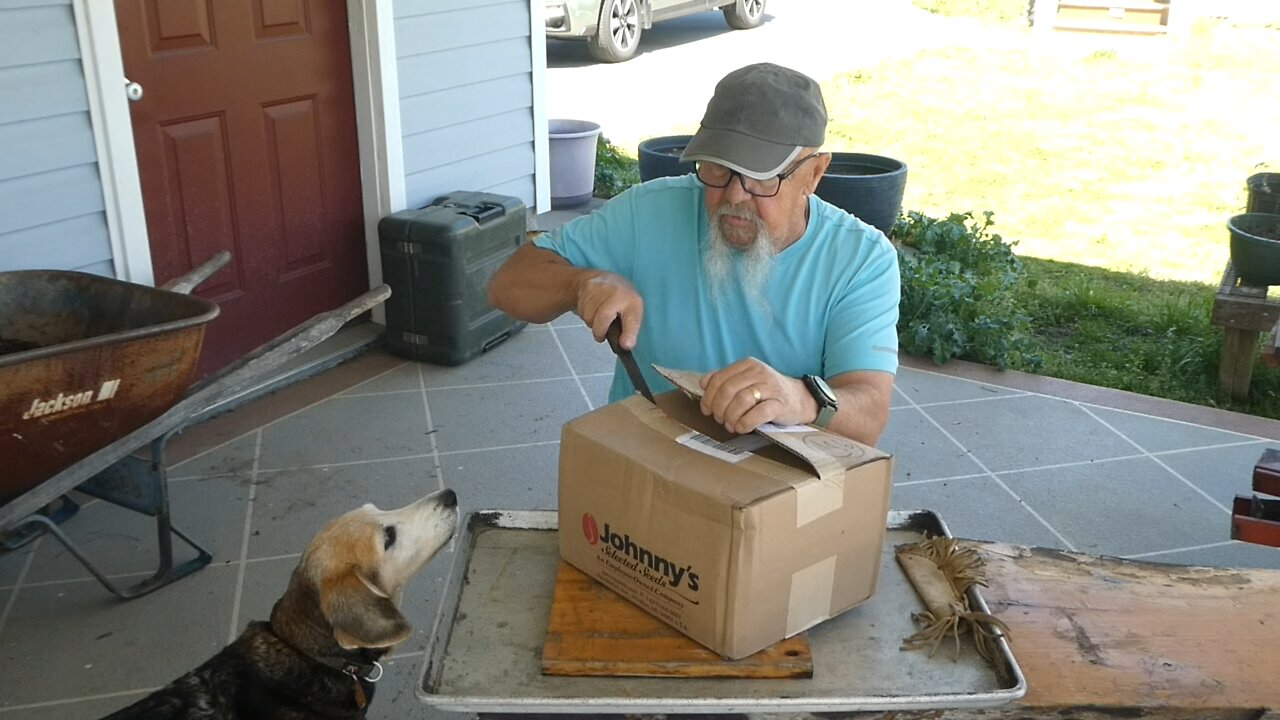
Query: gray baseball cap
680 63 827 180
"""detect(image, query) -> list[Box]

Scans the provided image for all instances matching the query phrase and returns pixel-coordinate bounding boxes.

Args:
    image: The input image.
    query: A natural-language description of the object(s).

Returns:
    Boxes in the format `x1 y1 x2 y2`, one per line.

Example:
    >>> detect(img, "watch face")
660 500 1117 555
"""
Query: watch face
808 375 837 407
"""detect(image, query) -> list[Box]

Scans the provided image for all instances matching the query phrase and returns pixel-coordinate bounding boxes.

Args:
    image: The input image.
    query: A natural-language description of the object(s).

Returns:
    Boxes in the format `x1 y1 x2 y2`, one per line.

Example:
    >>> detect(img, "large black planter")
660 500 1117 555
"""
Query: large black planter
1247 173 1280 216
638 135 694 182
815 152 908 236
1229 213 1280 286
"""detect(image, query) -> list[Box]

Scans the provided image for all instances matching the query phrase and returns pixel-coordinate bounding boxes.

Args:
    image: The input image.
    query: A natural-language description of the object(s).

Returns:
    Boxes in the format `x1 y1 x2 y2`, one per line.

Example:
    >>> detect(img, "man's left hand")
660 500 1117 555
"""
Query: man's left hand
697 357 817 434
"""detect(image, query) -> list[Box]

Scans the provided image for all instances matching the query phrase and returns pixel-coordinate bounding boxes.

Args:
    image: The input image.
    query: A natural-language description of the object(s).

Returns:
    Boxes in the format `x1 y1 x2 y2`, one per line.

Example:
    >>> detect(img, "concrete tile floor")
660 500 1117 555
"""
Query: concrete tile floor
3 197 1280 717
2 324 1280 718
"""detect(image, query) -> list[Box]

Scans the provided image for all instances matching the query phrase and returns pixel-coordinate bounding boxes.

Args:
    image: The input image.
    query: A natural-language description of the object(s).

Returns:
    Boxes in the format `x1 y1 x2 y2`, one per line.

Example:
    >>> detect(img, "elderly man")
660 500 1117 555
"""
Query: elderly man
488 63 899 445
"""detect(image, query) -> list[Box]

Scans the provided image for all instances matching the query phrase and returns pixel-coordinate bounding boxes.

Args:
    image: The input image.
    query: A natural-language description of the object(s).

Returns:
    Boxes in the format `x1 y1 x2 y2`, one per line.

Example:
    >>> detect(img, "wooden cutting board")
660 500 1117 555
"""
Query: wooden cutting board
540 561 813 679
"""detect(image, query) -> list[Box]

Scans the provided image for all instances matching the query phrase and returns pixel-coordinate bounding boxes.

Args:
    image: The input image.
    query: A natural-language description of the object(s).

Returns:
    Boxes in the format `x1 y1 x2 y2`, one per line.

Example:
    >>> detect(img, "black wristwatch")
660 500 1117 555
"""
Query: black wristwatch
802 375 839 428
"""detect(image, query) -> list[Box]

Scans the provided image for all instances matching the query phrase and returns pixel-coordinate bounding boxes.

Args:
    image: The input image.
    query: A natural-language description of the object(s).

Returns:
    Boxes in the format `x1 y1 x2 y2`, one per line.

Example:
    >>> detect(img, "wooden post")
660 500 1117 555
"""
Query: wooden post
1210 262 1280 402
1219 327 1259 401
1031 0 1058 30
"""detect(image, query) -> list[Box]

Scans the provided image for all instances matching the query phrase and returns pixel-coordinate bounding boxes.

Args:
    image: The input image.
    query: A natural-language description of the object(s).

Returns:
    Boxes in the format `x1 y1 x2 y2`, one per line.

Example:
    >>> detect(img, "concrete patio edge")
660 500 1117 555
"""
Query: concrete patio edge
901 354 1280 442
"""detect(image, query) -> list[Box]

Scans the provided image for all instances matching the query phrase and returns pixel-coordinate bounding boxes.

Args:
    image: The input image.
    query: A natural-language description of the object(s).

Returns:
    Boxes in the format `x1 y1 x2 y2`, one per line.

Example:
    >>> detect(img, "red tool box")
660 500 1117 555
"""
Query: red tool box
1231 447 1280 548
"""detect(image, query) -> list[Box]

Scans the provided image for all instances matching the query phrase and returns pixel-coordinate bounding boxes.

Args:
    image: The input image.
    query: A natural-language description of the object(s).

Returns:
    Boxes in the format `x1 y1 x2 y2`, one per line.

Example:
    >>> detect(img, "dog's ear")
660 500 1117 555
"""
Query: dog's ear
319 570 413 649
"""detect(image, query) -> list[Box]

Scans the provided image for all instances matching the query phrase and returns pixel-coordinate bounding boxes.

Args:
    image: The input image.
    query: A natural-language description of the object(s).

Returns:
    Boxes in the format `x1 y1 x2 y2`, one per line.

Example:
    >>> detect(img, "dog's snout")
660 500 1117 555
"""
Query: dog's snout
439 488 457 509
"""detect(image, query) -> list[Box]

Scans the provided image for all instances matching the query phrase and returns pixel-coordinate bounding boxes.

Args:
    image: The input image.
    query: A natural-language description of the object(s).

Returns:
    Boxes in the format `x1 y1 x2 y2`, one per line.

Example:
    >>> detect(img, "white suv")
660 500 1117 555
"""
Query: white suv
545 0 766 63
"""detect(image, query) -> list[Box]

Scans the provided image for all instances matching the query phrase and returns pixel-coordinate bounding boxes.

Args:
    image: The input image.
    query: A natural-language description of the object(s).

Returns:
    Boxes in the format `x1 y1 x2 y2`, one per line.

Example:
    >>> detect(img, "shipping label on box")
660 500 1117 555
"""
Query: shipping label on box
558 368 893 659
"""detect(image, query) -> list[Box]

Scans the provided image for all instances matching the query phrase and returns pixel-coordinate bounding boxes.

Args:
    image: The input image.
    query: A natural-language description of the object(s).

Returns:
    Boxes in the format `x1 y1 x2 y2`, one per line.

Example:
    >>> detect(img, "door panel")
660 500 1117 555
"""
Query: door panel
157 114 245 301
262 98 327 275
117 0 366 374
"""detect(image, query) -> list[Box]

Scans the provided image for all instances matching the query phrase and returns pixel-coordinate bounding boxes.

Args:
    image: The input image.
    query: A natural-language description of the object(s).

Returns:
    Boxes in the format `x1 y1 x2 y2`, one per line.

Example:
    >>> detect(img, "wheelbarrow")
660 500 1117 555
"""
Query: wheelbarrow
0 252 391 598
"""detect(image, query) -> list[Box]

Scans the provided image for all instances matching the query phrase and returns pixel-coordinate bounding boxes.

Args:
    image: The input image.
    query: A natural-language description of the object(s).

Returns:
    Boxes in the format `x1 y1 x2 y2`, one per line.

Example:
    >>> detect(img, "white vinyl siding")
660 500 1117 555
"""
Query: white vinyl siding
0 0 113 275
394 0 536 210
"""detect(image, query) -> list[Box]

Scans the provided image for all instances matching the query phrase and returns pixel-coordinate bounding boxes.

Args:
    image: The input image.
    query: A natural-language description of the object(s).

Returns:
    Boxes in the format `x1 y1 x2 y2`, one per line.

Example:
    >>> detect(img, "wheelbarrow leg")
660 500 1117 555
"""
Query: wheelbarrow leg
34 437 214 599
0 496 79 551
5 512 211 599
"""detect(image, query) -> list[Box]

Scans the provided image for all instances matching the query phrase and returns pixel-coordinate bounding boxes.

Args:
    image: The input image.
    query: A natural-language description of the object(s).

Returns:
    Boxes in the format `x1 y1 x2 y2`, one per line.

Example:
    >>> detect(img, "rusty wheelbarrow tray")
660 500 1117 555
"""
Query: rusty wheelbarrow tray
0 260 221 502
0 252 390 598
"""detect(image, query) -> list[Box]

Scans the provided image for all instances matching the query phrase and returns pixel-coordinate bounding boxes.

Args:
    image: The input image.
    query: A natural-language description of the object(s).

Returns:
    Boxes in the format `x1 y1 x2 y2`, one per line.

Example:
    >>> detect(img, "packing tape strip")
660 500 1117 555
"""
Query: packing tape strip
786 554 837 636
794 477 844 527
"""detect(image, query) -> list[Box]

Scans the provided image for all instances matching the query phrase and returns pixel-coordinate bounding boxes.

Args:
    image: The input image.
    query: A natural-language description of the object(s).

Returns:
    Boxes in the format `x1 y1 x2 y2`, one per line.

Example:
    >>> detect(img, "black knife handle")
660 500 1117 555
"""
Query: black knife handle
605 316 624 355
604 317 655 402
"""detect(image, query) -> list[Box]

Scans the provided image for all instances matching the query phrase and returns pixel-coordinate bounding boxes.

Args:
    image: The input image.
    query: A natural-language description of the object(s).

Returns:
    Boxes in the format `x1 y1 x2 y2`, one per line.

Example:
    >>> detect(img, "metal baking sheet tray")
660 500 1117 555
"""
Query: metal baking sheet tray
417 509 1026 714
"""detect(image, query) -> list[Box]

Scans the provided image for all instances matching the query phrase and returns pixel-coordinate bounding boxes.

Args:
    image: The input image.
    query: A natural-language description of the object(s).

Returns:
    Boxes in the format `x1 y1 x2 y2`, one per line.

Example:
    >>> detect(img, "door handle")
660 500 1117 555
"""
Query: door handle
124 78 144 102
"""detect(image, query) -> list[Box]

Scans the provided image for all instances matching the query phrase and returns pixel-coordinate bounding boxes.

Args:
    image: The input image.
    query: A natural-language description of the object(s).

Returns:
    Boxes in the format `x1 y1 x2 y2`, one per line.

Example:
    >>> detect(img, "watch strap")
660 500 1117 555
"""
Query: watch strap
802 375 838 429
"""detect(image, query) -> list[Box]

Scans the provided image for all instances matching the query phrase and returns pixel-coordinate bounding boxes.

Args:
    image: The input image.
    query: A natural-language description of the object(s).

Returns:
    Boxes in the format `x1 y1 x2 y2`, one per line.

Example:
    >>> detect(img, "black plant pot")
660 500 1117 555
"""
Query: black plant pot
638 135 695 182
1247 173 1280 216
1229 213 1280 286
815 152 908 236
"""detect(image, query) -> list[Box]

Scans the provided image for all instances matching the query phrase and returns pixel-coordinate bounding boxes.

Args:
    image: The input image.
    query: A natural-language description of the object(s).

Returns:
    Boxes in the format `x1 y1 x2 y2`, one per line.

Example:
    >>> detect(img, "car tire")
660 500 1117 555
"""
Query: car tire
588 0 642 63
722 0 765 30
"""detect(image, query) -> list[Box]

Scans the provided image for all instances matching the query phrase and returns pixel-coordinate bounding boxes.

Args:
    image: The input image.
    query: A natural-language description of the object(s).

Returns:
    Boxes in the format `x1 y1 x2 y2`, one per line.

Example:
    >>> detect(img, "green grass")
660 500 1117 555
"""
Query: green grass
822 21 1280 284
1015 258 1280 419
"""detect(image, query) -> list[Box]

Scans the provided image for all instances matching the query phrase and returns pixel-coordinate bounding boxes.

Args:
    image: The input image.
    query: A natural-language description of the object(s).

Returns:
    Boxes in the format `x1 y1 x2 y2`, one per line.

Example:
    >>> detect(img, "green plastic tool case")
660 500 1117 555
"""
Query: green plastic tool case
378 192 527 365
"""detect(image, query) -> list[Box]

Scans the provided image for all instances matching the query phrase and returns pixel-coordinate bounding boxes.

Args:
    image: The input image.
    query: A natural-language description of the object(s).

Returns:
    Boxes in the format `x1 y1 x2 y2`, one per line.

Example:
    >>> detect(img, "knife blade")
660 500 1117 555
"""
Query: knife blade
605 317 655 403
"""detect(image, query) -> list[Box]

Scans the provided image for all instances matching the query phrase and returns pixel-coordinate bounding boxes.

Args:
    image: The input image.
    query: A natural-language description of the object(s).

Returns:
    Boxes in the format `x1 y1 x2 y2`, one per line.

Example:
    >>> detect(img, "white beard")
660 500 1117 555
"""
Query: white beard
704 204 777 314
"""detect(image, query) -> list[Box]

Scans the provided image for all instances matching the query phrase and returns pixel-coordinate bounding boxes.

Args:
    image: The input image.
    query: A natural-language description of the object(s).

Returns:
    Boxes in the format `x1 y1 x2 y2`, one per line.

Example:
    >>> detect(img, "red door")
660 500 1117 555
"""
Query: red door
116 0 367 373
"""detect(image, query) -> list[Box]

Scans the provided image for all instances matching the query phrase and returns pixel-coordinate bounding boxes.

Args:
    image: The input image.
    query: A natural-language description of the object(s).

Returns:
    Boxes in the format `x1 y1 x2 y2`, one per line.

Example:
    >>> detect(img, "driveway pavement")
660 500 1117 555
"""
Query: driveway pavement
545 0 947 154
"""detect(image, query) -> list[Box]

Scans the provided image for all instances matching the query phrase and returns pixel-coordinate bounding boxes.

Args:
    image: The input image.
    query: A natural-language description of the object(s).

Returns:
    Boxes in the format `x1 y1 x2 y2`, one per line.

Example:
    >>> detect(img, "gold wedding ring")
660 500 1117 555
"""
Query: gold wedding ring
751 387 763 403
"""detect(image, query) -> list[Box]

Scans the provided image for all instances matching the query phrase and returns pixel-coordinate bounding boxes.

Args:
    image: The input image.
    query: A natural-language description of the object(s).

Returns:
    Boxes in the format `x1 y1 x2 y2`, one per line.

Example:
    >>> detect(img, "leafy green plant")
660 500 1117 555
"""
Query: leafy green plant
594 137 640 199
895 210 1039 369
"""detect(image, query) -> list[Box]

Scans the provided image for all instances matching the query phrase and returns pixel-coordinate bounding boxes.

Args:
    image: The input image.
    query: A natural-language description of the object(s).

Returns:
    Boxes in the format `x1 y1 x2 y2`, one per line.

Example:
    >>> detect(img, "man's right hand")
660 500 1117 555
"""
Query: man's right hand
576 272 643 351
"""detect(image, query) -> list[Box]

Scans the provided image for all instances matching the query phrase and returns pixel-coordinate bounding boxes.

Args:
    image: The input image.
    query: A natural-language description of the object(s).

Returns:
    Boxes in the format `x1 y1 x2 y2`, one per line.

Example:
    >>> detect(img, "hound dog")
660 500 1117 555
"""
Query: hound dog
103 488 458 720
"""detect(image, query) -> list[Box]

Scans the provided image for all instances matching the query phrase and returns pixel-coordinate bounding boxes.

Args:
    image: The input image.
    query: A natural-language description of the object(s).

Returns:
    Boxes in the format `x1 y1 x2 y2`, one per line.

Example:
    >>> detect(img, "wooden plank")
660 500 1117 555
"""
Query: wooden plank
541 561 813 679
1211 297 1280 331
486 544 1280 720
971 543 1280 711
1053 20 1169 34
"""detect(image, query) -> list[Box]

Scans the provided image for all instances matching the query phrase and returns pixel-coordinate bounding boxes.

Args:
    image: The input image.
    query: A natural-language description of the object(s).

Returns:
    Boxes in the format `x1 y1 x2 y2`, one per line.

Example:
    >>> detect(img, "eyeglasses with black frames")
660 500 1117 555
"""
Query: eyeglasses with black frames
694 152 824 198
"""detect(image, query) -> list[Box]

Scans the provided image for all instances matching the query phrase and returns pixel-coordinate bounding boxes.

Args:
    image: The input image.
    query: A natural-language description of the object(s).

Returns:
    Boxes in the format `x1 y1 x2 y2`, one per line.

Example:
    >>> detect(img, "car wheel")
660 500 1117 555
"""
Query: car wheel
722 0 765 30
588 0 642 63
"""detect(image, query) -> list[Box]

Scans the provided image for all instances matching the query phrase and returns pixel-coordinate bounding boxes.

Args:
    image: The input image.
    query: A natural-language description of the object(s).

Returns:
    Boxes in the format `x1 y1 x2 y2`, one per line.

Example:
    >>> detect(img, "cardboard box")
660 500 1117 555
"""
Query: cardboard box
557 368 894 659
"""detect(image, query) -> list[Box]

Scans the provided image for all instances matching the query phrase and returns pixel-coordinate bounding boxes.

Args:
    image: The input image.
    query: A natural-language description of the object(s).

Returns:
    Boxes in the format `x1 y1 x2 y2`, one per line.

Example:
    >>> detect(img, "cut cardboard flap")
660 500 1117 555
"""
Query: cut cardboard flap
652 366 887 484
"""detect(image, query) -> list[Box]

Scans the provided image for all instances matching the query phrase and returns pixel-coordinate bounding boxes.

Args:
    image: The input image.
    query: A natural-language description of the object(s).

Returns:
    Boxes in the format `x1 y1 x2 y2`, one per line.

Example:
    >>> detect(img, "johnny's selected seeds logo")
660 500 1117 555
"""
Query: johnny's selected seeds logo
581 513 700 593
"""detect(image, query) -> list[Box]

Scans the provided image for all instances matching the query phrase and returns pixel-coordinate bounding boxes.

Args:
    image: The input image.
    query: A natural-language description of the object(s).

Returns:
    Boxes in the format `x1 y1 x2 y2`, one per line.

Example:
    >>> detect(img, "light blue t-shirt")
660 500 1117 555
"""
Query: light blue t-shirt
534 174 900 403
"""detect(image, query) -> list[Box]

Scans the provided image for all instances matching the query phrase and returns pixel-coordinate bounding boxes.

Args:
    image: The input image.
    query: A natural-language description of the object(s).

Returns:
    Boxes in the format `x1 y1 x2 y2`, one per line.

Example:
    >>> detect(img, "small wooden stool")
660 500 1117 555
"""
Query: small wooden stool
1210 261 1280 400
